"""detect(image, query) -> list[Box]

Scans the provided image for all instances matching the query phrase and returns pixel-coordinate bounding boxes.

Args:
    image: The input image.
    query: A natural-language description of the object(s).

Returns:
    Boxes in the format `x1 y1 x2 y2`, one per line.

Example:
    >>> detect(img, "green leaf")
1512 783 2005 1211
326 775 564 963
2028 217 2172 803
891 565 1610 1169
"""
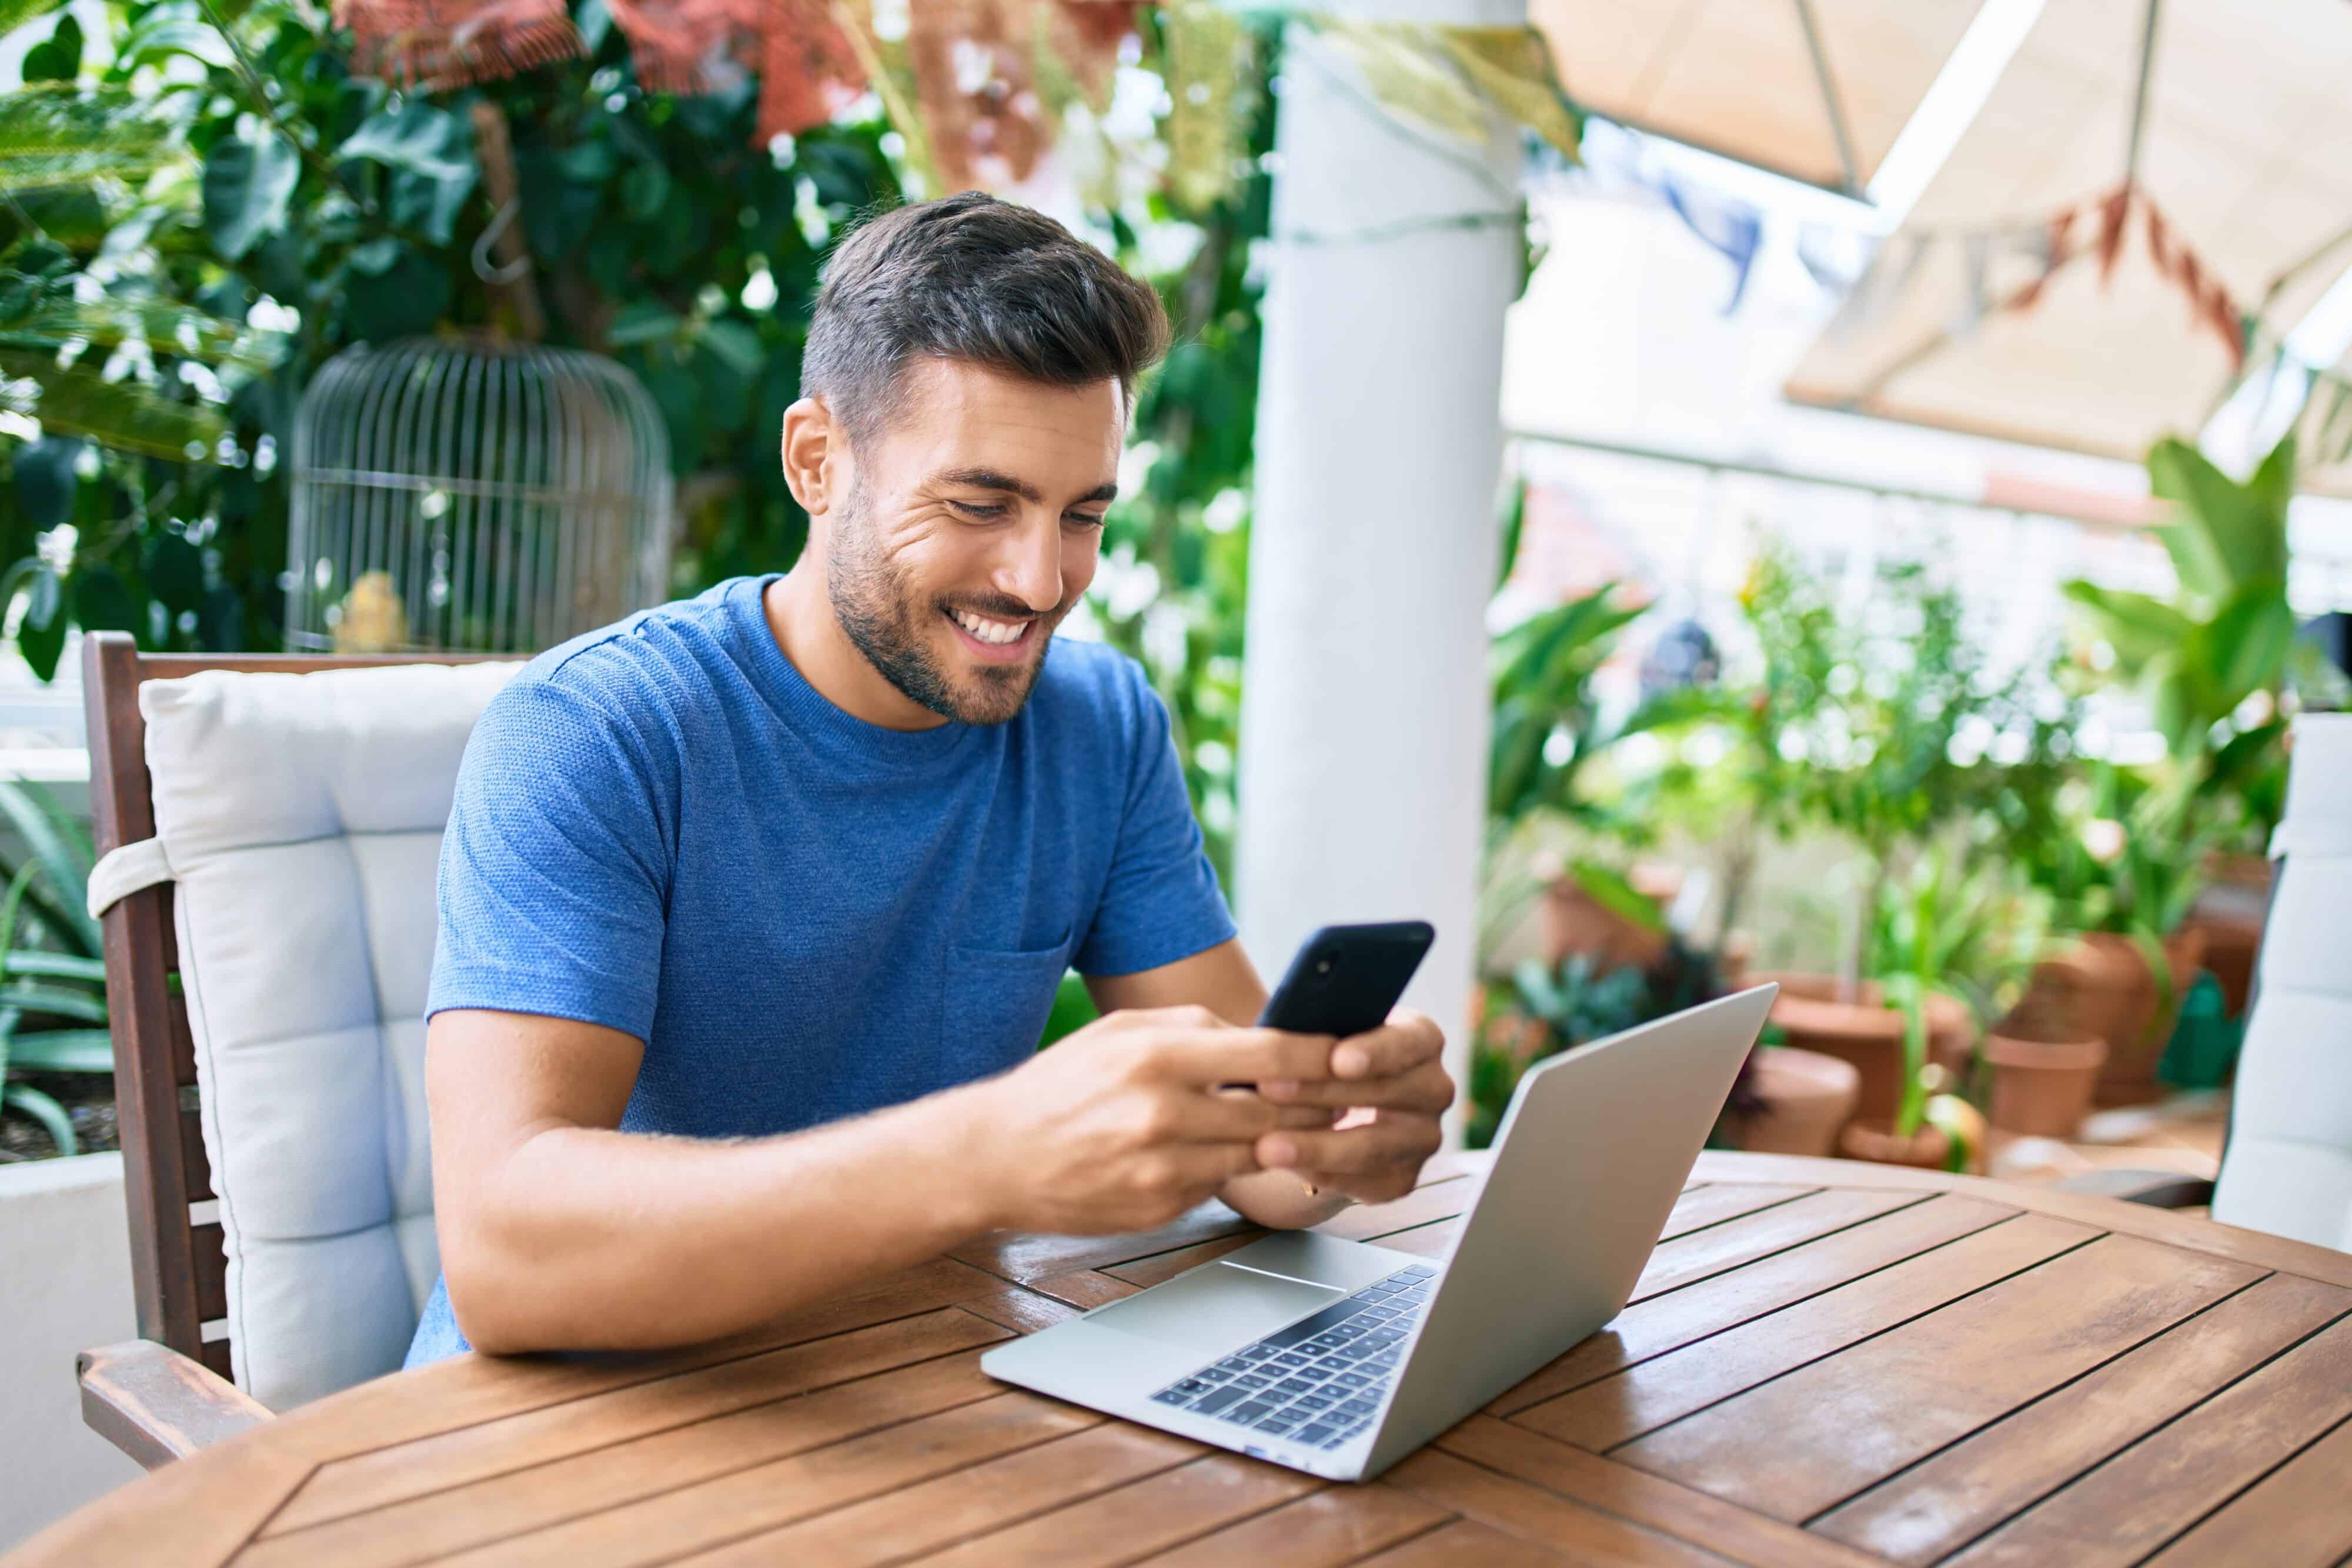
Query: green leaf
15 581 65 678
0 951 104 983
0 778 96 952
0 0 71 41
2205 581 2294 704
1563 858 1666 933
609 301 684 346
338 102 472 181
0 348 226 459
0 297 284 372
72 562 140 637
2 1081 77 1155
697 319 763 377
342 246 450 342
1494 474 1526 591
6 1028 112 1072
2060 580 2194 671
8 435 79 528
0 86 178 197
2147 434 2289 604
0 982 105 1022
202 131 301 262
145 530 204 617
20 12 81 83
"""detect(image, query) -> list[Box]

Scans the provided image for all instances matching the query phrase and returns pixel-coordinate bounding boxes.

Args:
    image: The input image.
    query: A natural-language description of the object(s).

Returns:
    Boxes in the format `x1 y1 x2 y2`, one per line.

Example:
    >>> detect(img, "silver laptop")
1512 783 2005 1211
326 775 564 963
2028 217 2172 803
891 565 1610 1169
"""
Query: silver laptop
981 982 1777 1481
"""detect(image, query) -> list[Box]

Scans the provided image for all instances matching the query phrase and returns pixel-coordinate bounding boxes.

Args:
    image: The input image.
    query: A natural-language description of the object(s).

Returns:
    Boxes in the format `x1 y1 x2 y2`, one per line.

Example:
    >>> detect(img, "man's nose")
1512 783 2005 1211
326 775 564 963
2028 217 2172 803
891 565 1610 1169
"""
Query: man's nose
992 513 1064 612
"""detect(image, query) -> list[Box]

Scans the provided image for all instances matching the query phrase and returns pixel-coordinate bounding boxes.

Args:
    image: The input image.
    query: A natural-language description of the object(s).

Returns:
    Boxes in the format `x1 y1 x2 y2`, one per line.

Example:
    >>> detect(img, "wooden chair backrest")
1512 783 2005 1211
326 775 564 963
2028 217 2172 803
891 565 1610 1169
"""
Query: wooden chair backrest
81 631 510 1379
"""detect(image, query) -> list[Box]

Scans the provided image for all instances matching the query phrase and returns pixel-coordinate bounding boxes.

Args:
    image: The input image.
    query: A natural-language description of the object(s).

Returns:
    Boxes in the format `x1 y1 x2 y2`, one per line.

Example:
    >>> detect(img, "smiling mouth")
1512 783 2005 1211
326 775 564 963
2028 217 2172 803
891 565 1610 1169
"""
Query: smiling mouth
946 606 1038 654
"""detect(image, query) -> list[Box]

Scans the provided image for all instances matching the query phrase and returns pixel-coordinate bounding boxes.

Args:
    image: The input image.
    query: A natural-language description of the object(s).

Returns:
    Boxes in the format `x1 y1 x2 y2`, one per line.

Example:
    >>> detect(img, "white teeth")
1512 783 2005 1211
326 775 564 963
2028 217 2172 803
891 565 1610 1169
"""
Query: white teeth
952 609 1026 646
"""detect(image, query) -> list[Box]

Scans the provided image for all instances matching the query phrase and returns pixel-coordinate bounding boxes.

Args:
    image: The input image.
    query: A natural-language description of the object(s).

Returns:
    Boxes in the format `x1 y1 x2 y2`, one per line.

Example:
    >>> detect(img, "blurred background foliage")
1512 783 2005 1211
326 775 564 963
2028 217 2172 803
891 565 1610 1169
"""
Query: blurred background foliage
0 0 1274 890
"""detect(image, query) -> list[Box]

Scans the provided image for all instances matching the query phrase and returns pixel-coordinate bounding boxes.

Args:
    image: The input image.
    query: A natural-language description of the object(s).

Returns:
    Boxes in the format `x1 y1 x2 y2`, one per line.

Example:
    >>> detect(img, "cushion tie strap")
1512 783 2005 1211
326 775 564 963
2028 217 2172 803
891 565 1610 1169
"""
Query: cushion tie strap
87 837 173 920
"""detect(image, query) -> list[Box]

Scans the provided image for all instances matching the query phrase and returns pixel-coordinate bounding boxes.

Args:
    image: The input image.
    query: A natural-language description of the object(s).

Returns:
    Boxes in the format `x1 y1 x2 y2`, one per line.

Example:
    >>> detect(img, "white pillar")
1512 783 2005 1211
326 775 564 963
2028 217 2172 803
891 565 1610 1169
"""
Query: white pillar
1235 0 1522 1139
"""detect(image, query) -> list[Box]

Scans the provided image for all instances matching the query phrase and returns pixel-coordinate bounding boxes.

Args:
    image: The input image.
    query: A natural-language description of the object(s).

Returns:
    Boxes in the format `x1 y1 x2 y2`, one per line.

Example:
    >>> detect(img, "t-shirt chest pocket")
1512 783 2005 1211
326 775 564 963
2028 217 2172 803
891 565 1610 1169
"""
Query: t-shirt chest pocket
942 928 1075 1067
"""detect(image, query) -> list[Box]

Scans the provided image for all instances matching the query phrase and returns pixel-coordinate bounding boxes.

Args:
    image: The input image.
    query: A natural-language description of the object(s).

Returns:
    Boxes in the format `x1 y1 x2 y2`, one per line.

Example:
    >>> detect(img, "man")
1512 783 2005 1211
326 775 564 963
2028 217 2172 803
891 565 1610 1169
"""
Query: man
407 192 1454 1364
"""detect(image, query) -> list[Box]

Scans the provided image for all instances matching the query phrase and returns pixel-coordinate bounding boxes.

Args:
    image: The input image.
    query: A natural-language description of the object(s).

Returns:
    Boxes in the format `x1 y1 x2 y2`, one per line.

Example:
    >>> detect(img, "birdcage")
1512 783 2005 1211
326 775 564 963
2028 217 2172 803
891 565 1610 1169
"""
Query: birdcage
285 337 673 654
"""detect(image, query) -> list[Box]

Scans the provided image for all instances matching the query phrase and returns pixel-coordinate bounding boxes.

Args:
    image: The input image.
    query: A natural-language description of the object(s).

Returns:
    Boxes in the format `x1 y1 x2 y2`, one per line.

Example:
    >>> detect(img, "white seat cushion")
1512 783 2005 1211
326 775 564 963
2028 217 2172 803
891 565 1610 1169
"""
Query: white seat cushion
2213 714 2352 1255
141 661 522 1409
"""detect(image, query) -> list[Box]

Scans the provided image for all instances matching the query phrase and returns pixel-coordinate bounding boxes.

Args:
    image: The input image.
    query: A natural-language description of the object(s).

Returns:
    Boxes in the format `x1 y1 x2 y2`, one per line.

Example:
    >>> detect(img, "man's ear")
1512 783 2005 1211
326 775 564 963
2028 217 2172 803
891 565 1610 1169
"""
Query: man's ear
780 397 840 515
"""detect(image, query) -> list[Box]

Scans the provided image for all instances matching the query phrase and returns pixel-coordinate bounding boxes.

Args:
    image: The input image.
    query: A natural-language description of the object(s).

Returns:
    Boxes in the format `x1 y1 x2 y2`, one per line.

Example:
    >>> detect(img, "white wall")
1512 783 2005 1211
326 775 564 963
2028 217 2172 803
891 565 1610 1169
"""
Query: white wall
0 1153 141 1550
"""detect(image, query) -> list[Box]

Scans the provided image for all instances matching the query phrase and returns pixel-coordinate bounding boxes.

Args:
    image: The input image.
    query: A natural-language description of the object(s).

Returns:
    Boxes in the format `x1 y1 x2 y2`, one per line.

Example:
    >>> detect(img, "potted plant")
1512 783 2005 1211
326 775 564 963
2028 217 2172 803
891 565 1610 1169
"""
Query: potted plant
0 780 113 1162
1730 545 2065 1156
2057 429 2347 1055
2013 763 2215 1106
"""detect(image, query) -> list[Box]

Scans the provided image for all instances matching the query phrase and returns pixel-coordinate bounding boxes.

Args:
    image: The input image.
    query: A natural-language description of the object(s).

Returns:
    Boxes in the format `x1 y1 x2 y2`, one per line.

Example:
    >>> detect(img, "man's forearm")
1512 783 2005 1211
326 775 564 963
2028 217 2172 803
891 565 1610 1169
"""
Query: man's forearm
444 1086 1000 1353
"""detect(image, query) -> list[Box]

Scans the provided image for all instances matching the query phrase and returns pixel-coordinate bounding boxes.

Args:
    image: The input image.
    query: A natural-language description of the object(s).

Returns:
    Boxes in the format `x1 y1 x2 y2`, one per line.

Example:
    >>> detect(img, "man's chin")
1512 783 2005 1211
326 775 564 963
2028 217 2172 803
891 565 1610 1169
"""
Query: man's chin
944 652 1047 726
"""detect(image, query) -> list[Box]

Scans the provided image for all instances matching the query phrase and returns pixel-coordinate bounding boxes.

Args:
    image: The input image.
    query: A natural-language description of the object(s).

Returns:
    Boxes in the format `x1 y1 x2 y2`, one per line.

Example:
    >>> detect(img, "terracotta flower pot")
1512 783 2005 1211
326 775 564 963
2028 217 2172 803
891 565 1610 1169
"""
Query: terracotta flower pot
1538 865 1680 972
1838 1116 1952 1170
1982 1028 2107 1139
1720 1047 1859 1158
2089 928 2207 1106
1756 973 1974 1130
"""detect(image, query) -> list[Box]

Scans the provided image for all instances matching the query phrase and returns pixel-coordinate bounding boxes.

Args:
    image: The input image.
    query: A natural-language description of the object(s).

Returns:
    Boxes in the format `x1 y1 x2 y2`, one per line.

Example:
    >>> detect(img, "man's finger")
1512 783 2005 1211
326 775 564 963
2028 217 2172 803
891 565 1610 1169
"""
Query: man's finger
1258 1059 1454 1114
1147 1027 1337 1086
1167 1090 1341 1141
1254 1112 1442 1175
1327 1007 1444 1082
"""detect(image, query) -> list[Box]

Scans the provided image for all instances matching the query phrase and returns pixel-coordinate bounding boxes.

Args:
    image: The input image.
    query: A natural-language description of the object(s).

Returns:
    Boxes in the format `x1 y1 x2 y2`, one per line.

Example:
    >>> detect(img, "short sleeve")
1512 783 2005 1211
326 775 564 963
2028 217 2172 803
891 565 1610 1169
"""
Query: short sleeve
1072 664 1238 977
426 677 672 1039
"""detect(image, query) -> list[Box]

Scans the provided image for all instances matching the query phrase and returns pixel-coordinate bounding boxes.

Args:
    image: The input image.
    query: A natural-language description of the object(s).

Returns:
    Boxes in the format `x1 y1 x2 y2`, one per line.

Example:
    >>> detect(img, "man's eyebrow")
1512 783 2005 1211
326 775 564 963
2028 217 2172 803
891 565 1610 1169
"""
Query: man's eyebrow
935 468 1119 507
936 467 1042 503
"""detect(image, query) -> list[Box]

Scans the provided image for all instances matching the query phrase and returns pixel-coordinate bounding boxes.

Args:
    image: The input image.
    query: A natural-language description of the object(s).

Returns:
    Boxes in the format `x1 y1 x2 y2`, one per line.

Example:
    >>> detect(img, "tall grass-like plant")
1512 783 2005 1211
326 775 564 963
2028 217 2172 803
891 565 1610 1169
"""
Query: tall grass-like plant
0 777 110 1158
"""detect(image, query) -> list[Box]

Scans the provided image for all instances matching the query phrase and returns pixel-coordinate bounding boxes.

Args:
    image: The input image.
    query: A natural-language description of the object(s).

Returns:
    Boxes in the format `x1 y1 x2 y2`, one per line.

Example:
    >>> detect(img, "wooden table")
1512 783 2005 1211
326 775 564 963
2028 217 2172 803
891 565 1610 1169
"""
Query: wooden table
17 1151 2352 1567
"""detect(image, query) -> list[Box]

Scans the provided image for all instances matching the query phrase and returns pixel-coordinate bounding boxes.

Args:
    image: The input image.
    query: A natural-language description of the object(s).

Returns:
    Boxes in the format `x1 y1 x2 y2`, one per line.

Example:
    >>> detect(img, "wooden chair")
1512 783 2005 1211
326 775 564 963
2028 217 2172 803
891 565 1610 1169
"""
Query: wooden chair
76 632 506 1466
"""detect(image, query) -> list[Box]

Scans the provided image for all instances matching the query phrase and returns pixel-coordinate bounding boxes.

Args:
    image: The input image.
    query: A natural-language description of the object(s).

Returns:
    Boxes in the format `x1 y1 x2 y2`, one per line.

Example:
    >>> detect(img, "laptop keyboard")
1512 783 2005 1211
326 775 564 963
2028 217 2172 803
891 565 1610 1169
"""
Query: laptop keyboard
1145 1264 1436 1450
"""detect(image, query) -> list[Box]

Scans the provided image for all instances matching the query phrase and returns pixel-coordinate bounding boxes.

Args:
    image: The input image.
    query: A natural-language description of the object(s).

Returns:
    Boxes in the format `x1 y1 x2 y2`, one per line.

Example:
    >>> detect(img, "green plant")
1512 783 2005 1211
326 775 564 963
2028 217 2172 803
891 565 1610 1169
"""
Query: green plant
1468 937 1732 1149
1868 848 2048 1135
2063 429 2340 849
0 778 110 1158
1733 544 2069 998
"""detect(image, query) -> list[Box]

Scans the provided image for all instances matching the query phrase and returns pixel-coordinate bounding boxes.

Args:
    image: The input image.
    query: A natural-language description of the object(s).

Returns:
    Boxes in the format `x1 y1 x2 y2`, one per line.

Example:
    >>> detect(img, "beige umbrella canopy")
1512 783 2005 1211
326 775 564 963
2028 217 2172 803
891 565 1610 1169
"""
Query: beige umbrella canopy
1532 0 1989 193
1782 0 2352 482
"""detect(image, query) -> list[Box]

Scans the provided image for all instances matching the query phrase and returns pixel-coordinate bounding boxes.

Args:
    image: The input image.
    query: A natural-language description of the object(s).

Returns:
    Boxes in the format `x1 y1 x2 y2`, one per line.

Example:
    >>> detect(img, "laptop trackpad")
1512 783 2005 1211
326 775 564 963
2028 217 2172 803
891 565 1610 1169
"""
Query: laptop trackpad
1087 1262 1341 1356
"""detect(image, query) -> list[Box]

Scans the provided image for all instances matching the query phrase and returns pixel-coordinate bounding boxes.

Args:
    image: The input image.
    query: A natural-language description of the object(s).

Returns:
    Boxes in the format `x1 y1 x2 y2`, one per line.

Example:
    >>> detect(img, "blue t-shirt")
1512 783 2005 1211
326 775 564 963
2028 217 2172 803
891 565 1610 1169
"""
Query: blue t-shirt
403 575 1235 1366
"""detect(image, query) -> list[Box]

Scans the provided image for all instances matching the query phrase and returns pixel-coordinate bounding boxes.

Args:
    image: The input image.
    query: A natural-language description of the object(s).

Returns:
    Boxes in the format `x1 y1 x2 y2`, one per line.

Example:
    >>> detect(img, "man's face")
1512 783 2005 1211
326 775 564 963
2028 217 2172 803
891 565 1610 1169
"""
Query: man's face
823 359 1122 727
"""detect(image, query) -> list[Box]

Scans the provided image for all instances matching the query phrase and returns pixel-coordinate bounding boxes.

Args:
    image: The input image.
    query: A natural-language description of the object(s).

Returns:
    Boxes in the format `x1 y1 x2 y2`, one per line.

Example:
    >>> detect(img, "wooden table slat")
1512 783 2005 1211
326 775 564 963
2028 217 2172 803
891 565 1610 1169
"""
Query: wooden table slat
670 1423 1201 1567
1354 1517 1575 1566
1812 1270 2352 1566
1382 1447 1736 1567
1611 1233 2264 1519
1490 1193 2019 1417
237 1349 1014 1568
1437 1416 1889 1568
2140 1409 2352 1568
1140 1485 1449 1568
1518 1210 2089 1449
1627 1186 1930 1304
20 1155 2352 1568
265 1307 1007 1536
906 1452 1322 1567
1943 1309 2352 1567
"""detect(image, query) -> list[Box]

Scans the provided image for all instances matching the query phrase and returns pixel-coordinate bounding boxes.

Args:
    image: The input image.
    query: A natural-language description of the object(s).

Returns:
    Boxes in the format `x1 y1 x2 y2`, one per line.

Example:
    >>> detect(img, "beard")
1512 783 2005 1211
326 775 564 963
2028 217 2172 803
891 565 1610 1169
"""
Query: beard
825 482 1062 727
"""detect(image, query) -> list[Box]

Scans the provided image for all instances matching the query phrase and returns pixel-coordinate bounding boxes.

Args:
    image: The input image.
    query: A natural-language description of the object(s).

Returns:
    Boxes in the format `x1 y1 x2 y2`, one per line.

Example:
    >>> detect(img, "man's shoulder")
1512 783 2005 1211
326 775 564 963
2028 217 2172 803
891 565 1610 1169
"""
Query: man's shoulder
505 579 756 720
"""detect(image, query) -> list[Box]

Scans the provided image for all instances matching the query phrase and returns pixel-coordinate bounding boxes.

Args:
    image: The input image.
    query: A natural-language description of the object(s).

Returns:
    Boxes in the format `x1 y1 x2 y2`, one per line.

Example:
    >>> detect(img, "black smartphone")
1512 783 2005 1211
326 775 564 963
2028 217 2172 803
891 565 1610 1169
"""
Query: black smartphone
1257 920 1436 1037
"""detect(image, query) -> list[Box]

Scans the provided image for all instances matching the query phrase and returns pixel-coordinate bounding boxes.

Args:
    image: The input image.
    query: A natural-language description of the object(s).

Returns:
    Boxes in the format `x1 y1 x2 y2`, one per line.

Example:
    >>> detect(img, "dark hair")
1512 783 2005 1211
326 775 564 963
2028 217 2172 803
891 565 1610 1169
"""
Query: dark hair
801 192 1171 442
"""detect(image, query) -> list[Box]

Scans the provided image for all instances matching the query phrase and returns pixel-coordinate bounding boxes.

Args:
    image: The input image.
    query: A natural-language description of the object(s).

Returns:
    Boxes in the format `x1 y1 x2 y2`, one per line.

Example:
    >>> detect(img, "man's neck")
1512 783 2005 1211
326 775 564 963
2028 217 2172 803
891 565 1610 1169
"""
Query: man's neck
763 568 950 733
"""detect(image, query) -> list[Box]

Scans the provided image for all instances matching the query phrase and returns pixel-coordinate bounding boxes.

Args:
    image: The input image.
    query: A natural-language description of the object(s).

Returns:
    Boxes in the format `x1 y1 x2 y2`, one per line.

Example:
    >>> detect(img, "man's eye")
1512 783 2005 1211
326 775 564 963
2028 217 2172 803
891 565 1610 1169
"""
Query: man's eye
1065 513 1107 530
951 501 1008 519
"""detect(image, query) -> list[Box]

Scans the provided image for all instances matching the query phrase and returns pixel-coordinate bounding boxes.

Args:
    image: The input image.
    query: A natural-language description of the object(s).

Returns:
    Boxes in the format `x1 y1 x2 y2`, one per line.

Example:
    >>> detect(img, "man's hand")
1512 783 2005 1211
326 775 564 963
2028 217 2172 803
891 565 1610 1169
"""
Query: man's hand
966 1005 1344 1235
1252 1008 1452 1204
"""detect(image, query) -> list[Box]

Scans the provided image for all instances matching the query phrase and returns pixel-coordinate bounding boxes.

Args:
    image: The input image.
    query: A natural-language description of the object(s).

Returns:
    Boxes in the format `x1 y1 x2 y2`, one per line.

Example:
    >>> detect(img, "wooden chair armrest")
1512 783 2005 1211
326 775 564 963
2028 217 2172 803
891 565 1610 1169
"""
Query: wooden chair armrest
2052 1169 2219 1209
78 1339 272 1469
